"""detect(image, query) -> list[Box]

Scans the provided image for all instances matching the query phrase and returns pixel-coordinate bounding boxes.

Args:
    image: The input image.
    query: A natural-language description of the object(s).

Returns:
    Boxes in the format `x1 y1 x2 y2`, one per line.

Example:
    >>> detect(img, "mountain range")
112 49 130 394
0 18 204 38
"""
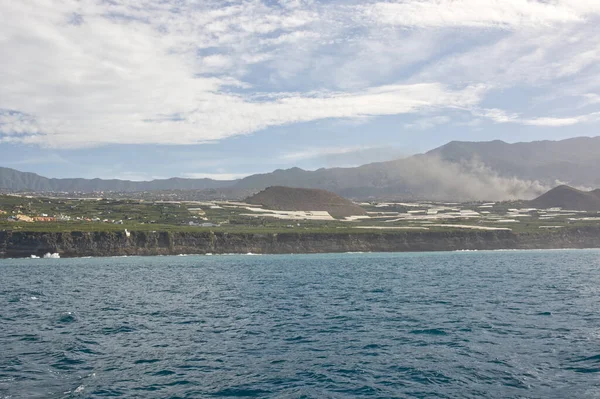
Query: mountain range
2 136 599 201
0 167 235 193
427 136 600 187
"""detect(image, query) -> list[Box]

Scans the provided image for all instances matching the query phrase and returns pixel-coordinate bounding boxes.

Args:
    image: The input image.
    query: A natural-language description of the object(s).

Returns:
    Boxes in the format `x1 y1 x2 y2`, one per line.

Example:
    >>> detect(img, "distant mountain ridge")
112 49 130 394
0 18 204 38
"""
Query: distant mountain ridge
232 136 600 200
2 136 600 201
427 136 600 187
0 166 237 192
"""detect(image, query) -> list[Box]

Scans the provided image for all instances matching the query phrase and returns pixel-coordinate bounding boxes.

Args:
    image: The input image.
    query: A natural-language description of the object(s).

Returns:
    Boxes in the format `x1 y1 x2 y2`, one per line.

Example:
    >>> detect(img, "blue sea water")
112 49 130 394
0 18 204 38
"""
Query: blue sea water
1 250 600 398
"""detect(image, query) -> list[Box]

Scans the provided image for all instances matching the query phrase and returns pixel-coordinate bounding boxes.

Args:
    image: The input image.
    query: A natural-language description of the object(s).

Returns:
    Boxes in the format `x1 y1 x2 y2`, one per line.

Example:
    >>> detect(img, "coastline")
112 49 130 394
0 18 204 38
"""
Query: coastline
2 227 600 258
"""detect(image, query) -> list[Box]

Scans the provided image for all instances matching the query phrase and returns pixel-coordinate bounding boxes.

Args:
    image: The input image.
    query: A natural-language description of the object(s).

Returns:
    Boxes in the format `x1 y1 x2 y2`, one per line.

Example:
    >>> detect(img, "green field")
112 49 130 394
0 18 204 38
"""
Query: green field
1 194 599 235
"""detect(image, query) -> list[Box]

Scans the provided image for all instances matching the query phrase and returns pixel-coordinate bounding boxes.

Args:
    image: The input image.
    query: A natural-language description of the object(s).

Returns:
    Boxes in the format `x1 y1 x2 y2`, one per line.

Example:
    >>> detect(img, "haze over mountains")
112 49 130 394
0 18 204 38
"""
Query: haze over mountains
0 167 235 193
2 136 599 201
428 137 600 187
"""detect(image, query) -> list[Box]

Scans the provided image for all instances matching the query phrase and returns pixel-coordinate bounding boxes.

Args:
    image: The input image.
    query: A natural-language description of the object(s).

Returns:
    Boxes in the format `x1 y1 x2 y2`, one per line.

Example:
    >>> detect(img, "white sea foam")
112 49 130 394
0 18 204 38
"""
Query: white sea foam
43 252 60 259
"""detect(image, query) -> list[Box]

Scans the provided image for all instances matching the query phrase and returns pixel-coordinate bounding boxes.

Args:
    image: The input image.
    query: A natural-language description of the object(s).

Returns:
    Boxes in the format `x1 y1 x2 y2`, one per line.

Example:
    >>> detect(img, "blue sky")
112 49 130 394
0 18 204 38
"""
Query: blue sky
1 0 599 180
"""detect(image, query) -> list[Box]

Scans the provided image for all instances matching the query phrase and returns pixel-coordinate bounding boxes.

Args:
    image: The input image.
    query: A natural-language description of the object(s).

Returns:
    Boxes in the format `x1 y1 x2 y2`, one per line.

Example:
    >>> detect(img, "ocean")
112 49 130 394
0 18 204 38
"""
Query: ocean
1 250 600 398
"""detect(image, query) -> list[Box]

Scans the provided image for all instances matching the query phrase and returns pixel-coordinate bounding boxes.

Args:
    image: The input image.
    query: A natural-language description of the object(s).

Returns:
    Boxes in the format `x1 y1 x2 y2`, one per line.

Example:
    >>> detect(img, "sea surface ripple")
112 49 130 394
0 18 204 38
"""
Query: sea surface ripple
2 250 600 398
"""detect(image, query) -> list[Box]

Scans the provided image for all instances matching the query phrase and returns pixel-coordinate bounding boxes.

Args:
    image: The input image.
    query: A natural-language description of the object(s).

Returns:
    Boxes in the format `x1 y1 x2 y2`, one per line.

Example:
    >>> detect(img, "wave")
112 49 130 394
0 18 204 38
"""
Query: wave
43 253 60 259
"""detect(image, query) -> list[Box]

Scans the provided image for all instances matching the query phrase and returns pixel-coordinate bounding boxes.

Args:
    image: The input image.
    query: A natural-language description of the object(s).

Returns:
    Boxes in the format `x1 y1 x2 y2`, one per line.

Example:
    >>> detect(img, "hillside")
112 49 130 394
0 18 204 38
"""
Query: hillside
529 185 600 211
233 155 547 201
233 136 600 200
245 186 367 218
0 167 237 192
428 136 600 186
2 136 600 201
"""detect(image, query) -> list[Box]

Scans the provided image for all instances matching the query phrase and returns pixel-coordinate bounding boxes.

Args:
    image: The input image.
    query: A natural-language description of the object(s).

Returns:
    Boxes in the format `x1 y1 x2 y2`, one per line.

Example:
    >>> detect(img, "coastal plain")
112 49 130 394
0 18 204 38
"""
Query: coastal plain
1 193 600 257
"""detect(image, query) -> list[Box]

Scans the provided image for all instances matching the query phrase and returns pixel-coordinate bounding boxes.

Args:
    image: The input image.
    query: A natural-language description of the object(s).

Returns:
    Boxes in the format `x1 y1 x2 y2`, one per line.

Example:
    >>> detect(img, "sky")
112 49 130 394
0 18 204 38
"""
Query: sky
1 0 599 181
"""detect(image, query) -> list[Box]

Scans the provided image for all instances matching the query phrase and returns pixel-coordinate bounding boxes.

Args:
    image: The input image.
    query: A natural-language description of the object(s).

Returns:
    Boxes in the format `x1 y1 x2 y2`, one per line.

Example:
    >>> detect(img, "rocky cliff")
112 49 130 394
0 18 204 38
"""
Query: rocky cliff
1 228 600 258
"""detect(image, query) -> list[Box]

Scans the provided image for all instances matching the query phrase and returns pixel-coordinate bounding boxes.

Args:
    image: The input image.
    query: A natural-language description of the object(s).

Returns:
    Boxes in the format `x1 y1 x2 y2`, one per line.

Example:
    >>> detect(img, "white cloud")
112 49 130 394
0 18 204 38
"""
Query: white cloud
8 153 70 166
280 146 378 161
475 108 600 127
414 16 600 92
0 112 40 135
279 145 410 167
360 1 600 29
0 1 489 148
260 30 320 46
581 93 600 107
404 116 451 130
182 172 249 180
523 117 580 127
0 0 599 150
107 172 163 182
458 118 483 128
475 109 520 124
202 54 235 70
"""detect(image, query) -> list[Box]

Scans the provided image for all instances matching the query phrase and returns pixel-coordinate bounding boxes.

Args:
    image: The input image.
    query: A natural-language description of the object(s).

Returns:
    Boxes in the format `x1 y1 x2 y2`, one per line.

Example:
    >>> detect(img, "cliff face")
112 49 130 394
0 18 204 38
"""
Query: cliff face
1 228 600 258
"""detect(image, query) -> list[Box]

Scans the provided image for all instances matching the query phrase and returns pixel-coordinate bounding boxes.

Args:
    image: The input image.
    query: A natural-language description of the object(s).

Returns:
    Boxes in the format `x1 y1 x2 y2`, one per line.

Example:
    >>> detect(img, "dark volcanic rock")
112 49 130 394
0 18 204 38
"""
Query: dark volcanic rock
2 228 600 258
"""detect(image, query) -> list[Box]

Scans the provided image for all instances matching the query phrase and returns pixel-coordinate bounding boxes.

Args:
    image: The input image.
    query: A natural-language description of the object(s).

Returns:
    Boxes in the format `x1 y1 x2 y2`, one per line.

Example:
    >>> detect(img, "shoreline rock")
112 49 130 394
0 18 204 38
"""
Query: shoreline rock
1 227 600 258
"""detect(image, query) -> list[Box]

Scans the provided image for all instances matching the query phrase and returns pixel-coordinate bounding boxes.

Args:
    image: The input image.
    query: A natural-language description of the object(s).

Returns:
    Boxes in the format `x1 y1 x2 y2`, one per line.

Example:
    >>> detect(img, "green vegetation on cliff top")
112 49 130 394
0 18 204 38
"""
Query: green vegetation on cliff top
1 194 599 235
